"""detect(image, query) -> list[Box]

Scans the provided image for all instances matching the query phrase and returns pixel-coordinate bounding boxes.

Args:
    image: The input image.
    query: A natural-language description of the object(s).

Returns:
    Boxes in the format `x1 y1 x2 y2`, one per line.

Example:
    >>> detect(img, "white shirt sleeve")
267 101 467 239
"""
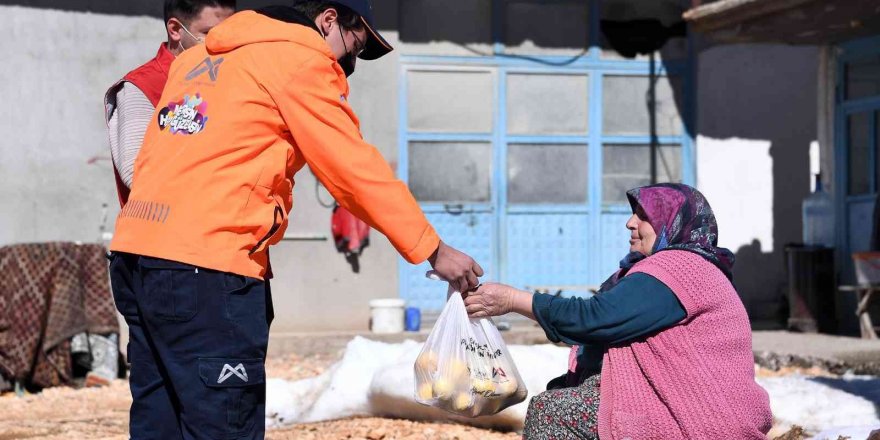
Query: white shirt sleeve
106 82 154 188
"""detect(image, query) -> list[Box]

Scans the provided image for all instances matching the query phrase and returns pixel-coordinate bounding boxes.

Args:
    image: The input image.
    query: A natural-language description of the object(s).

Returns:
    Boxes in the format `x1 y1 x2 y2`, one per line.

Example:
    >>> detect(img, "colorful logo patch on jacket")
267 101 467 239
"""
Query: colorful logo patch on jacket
157 94 208 135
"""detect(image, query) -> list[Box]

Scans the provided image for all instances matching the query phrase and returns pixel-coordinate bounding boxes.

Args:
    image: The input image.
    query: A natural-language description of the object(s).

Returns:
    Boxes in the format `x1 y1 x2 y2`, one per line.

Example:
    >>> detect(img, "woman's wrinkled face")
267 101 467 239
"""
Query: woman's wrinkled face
626 208 657 256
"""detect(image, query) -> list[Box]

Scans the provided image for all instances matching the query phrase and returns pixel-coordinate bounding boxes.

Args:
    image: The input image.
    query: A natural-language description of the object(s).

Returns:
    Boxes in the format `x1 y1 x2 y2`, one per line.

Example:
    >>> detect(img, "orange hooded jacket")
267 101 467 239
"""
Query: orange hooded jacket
109 11 439 280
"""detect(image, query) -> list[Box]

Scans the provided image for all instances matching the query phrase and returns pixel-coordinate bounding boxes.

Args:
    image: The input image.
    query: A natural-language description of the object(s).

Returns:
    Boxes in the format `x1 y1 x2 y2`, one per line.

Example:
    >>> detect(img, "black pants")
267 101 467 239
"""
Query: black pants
109 253 274 440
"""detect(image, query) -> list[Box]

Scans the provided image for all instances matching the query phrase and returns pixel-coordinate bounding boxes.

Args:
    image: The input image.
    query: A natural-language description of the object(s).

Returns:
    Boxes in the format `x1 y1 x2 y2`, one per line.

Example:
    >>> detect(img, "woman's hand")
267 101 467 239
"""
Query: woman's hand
463 283 534 320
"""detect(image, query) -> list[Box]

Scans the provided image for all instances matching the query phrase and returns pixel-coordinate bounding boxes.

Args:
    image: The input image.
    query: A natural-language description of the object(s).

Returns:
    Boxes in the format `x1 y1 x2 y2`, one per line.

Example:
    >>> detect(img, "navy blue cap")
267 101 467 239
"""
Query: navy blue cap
312 0 393 60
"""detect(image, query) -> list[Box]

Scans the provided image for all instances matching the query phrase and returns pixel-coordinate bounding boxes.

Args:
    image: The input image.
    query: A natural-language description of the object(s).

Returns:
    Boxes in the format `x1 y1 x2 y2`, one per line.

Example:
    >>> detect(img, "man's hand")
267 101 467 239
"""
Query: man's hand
427 241 484 292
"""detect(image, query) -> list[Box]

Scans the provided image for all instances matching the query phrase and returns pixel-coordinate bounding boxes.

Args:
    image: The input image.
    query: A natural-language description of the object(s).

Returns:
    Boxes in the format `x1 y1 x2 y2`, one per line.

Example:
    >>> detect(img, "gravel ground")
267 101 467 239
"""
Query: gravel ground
0 353 836 440
0 353 516 440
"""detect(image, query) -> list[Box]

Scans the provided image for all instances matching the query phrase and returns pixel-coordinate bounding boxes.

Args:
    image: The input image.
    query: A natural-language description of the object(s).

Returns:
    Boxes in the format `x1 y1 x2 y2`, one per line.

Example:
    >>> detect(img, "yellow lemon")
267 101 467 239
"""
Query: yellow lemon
472 378 494 394
417 382 433 400
497 379 518 396
416 351 438 372
488 382 498 394
447 359 469 379
433 378 453 399
453 392 473 411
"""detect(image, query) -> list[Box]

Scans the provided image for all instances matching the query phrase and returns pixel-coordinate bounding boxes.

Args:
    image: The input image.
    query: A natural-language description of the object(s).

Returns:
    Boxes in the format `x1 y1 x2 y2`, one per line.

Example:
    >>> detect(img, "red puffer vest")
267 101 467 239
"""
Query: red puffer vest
105 43 174 207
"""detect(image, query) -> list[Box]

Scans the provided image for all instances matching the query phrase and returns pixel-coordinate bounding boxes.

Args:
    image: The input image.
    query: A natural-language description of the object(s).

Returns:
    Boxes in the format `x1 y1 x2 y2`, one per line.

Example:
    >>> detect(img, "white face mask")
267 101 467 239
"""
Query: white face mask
180 23 205 47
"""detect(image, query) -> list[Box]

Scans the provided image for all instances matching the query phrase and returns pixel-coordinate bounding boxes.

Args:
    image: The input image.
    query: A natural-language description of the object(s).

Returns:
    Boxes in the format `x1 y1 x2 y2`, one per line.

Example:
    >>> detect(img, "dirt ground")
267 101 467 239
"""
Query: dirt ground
0 353 828 440
0 353 517 440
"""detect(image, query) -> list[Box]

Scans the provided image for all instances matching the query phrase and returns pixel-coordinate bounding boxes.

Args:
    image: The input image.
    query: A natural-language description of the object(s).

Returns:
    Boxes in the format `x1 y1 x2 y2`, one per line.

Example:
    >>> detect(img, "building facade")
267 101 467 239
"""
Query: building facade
687 0 880 334
1 0 826 332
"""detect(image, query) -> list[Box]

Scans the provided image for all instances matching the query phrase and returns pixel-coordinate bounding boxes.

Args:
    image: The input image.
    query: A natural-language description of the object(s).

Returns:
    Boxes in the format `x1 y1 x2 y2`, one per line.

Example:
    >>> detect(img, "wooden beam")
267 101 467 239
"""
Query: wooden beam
684 0 821 32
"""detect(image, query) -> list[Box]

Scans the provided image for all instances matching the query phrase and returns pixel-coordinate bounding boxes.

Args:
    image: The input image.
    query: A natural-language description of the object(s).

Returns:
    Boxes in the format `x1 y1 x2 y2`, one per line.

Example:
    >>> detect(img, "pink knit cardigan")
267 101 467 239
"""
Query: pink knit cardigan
597 250 772 439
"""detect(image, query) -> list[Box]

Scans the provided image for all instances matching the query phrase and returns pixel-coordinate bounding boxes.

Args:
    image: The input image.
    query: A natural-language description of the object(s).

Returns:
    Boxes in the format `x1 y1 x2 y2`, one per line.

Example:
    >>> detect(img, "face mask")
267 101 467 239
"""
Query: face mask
336 25 357 77
338 53 355 77
180 23 205 48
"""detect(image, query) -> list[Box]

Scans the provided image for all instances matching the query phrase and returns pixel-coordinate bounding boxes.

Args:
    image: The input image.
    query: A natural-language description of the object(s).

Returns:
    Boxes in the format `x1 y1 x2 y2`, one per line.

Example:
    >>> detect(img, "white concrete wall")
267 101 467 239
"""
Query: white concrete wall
697 136 774 252
0 6 162 244
1 4 825 332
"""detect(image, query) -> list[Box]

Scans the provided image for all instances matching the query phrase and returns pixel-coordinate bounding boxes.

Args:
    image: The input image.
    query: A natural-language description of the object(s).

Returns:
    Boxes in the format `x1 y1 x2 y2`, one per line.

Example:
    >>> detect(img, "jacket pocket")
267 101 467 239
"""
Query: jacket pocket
249 183 289 256
138 256 199 322
249 204 283 255
222 273 266 326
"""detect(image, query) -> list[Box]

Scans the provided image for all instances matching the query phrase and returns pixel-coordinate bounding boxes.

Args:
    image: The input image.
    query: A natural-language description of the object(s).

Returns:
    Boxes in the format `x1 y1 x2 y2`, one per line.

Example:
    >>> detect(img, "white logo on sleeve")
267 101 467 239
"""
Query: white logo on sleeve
217 363 248 384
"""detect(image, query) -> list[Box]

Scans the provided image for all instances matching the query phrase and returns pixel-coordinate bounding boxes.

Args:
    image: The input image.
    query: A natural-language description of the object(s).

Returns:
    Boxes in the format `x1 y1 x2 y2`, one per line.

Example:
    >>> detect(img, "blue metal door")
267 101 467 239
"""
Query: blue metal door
399 63 693 311
397 1 695 311
397 66 499 310
836 36 880 282
502 70 594 292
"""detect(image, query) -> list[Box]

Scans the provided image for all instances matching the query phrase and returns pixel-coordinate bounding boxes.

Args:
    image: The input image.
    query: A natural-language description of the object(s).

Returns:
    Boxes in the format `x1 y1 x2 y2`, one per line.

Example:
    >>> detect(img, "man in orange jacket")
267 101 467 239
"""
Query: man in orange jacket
108 1 483 438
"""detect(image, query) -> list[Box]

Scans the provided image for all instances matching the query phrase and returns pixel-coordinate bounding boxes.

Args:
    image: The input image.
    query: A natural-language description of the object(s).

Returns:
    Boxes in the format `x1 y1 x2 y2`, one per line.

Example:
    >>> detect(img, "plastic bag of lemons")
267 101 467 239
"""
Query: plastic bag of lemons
413 272 528 417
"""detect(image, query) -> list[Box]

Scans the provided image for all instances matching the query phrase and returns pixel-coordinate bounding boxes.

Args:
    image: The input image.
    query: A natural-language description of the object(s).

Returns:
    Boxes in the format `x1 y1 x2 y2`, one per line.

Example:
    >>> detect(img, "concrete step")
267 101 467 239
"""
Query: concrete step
752 330 880 375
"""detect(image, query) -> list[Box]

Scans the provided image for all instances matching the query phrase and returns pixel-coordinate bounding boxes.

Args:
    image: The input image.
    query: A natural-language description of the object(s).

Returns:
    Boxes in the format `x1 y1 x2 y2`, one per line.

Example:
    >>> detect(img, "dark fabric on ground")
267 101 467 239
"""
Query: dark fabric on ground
0 242 118 388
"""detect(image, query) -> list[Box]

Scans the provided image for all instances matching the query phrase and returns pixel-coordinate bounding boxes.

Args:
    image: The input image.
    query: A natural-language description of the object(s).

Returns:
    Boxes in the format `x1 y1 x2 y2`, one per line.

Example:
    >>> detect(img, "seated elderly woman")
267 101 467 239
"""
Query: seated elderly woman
465 183 772 440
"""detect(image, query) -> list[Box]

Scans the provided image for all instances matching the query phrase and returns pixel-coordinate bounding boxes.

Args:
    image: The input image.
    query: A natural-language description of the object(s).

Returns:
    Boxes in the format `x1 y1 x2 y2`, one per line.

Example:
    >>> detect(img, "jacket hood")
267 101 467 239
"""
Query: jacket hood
206 10 333 59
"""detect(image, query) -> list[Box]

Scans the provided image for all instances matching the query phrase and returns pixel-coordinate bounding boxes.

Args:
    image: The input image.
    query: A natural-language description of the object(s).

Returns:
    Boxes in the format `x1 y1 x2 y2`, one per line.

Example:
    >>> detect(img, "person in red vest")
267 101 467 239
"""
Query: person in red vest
104 0 235 207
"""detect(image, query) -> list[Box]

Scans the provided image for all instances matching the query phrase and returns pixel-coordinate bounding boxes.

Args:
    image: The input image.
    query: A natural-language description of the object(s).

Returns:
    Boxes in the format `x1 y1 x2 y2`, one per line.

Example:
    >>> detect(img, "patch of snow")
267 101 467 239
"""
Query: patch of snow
266 337 568 430
757 374 880 435
267 337 880 435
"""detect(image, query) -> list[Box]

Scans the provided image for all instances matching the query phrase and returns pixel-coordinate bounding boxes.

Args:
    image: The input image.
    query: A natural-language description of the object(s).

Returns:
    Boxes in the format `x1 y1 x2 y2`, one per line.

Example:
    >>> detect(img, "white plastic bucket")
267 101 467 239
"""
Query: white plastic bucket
369 298 406 334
